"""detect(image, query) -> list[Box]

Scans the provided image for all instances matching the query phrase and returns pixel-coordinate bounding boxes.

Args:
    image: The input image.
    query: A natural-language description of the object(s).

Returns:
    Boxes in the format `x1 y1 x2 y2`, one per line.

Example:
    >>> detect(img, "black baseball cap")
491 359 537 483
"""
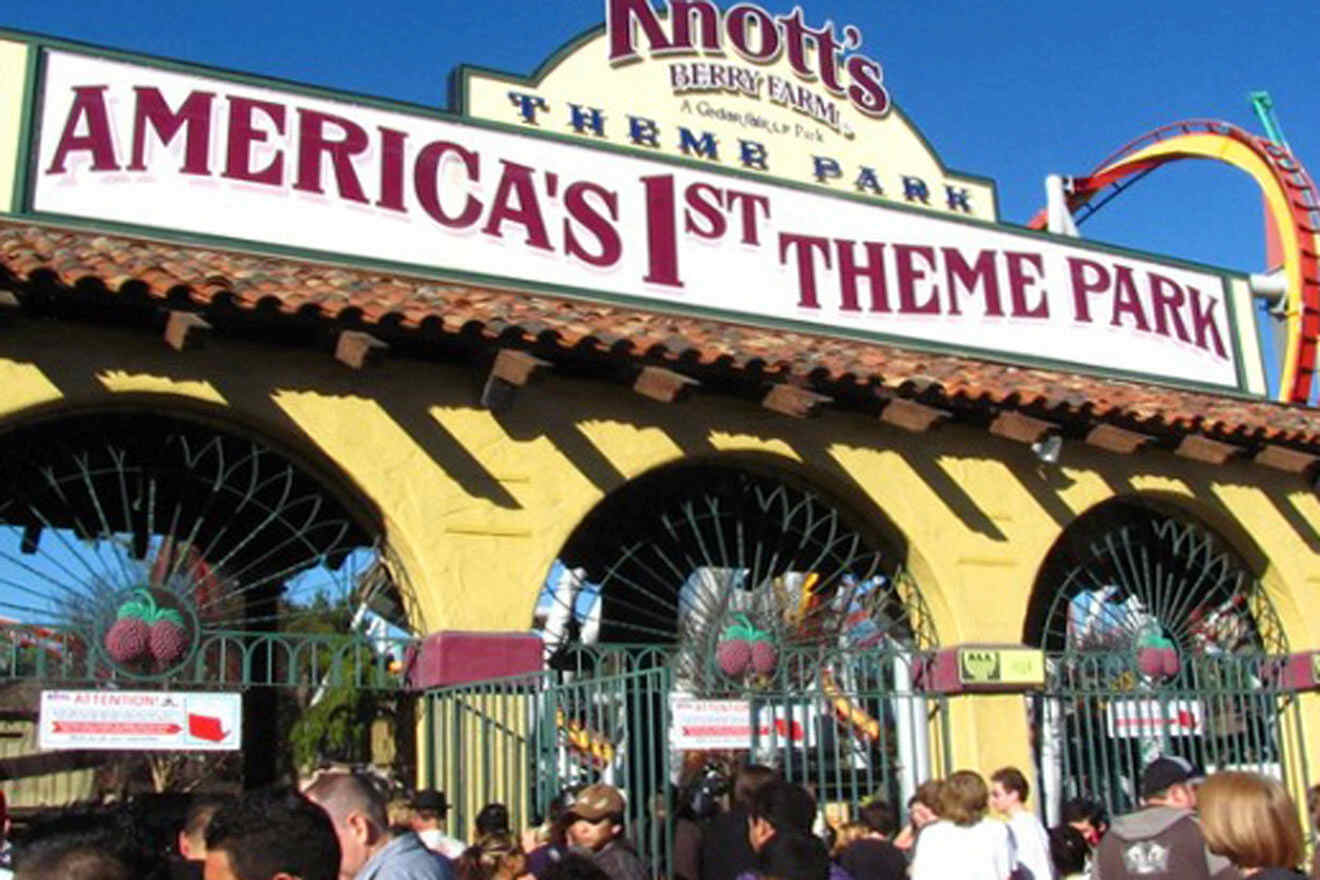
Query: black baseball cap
1140 756 1204 799
412 789 450 813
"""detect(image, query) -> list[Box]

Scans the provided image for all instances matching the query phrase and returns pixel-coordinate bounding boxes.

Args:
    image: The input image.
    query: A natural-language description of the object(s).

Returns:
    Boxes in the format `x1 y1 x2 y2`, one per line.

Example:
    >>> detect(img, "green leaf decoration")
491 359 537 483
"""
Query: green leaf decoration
115 589 166 622
720 613 772 643
151 608 186 627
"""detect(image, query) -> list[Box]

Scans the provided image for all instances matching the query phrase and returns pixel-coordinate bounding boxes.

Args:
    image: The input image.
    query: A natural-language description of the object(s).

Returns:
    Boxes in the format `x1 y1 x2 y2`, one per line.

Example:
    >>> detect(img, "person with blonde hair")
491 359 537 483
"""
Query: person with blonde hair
1199 771 1305 879
910 770 1014 880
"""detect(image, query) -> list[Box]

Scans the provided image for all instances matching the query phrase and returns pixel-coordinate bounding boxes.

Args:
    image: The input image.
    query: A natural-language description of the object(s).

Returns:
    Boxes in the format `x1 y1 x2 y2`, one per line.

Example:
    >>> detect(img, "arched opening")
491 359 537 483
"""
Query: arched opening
528 459 943 842
0 406 416 788
1024 496 1294 820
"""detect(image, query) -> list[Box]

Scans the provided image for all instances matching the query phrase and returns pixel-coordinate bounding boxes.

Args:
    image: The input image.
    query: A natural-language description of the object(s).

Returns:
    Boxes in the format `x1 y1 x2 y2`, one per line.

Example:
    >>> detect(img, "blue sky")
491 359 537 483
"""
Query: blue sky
5 0 1317 277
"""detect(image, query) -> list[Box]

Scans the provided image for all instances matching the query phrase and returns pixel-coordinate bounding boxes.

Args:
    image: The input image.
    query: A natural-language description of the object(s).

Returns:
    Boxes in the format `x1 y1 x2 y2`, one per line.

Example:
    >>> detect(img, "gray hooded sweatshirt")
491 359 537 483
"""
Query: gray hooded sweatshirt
1093 805 1237 880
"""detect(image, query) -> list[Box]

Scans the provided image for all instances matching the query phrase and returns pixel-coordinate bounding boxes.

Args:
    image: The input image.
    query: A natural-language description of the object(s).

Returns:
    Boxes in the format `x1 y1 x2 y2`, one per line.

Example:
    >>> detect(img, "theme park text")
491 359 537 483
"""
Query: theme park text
605 0 890 118
30 51 1243 390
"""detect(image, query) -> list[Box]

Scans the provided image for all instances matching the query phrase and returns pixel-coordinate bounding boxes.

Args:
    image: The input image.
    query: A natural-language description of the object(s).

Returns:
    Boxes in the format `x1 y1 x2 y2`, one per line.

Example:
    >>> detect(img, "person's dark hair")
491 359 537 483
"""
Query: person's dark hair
15 807 162 880
182 795 233 853
1049 825 1089 876
205 787 340 880
476 803 511 837
733 765 778 809
990 767 1030 803
749 780 817 834
14 808 159 880
1060 796 1108 830
857 799 898 837
755 831 829 880
540 852 612 880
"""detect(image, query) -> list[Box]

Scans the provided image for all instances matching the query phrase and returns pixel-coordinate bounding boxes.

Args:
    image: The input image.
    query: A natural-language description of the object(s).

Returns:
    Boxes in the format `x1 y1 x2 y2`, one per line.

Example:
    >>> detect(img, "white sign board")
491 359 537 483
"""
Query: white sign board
1106 699 1204 738
670 693 810 750
27 50 1251 392
39 689 242 751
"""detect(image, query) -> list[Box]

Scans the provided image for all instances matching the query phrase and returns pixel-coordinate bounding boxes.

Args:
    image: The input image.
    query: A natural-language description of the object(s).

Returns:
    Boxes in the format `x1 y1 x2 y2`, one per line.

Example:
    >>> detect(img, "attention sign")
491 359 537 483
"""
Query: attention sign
39 689 242 751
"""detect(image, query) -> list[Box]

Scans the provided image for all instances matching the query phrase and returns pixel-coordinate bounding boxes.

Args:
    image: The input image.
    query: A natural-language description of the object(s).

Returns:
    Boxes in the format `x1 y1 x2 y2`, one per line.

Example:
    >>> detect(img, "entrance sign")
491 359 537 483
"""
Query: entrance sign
1105 699 1204 738
27 48 1258 393
39 689 242 751
459 2 997 219
670 693 808 749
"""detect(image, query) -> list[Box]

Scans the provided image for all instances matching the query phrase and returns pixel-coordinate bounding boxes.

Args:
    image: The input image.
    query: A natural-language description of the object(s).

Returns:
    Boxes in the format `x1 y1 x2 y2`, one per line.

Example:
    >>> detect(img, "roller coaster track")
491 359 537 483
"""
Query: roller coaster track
1027 120 1320 403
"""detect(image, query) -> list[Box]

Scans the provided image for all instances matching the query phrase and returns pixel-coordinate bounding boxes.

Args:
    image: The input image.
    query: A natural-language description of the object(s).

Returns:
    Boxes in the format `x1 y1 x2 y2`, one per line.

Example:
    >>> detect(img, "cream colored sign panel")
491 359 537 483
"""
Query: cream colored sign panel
462 3 995 221
31 51 1246 391
0 39 30 214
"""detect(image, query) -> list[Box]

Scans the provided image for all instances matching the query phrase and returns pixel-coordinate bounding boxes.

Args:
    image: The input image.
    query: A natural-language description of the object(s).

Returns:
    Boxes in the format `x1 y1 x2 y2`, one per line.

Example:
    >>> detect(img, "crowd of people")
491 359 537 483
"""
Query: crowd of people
0 756 1315 880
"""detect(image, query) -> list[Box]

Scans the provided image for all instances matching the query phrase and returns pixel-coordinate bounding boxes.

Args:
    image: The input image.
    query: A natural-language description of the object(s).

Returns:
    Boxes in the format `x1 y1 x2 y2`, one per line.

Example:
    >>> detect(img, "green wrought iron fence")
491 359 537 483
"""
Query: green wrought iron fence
0 621 414 689
1031 651 1309 822
423 642 949 878
742 647 951 822
423 661 673 874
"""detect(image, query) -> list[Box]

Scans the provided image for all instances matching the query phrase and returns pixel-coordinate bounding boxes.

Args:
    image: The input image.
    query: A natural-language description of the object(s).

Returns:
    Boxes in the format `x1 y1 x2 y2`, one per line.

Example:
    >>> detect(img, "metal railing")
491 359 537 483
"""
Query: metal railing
0 621 415 689
1032 651 1309 823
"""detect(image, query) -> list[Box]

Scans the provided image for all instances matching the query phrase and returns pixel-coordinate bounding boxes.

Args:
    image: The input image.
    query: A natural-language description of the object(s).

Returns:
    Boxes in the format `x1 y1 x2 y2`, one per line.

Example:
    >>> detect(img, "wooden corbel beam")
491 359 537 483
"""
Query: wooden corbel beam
988 410 1056 445
1175 434 1242 465
480 349 552 412
1085 424 1154 455
879 398 950 433
761 384 831 418
633 366 699 403
334 330 388 369
163 311 211 351
1253 443 1320 475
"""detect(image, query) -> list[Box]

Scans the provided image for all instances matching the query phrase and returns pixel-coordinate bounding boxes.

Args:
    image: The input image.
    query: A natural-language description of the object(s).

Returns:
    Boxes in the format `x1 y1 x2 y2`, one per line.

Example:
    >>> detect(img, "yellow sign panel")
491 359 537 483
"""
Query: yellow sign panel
0 39 31 214
460 3 996 221
958 647 1044 687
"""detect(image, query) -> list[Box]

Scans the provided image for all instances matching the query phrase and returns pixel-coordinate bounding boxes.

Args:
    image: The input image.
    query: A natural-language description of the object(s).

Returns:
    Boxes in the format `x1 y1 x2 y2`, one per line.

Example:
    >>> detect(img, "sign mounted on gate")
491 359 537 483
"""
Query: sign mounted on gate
1105 699 1204 738
915 644 1044 694
670 693 809 750
39 689 242 751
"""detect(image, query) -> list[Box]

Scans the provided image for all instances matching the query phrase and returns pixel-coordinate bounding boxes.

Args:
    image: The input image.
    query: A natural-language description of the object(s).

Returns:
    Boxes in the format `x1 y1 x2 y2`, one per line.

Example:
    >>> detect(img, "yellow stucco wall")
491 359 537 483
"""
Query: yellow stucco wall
4 317 1320 784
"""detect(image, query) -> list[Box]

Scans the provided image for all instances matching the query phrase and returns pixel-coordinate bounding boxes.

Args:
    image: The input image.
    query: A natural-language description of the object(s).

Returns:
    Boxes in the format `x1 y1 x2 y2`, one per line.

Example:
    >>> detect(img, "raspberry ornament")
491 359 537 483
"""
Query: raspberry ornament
149 612 188 663
104 616 150 663
715 614 776 682
102 589 190 667
751 640 778 676
716 639 752 677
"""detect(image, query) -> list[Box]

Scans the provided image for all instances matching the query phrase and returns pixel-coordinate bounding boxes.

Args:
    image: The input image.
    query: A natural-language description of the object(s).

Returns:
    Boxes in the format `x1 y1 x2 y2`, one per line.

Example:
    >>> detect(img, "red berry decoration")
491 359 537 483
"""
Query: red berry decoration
751 640 778 676
1160 646 1180 679
104 616 150 663
149 615 188 664
716 639 752 677
716 614 778 681
1137 646 1164 678
102 589 190 667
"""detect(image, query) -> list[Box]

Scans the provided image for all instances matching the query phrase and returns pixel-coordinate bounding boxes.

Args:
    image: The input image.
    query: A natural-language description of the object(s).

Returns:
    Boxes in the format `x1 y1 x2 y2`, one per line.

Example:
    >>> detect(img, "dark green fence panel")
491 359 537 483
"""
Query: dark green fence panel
1031 651 1309 822
424 662 673 875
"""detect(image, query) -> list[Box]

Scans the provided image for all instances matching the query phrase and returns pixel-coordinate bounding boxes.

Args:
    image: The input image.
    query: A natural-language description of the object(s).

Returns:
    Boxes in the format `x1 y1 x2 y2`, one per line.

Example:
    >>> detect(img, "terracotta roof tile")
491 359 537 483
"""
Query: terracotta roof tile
4 218 1320 450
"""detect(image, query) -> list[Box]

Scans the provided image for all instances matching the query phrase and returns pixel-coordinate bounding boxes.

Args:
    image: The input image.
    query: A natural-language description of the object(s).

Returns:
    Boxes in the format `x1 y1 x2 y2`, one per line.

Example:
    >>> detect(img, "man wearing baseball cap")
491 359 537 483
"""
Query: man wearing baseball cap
1093 756 1235 879
562 783 646 880
410 791 465 861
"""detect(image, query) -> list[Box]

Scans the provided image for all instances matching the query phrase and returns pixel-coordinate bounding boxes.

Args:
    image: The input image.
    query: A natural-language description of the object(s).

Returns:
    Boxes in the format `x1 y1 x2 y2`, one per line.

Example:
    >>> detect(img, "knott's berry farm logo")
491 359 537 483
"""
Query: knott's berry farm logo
605 0 890 125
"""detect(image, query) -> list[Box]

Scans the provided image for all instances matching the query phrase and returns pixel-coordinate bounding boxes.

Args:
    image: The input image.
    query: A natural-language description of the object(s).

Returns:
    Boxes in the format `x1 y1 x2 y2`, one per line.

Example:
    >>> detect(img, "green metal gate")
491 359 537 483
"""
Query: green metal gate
1027 505 1306 820
1031 651 1309 819
743 646 950 822
422 642 951 876
422 657 673 873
